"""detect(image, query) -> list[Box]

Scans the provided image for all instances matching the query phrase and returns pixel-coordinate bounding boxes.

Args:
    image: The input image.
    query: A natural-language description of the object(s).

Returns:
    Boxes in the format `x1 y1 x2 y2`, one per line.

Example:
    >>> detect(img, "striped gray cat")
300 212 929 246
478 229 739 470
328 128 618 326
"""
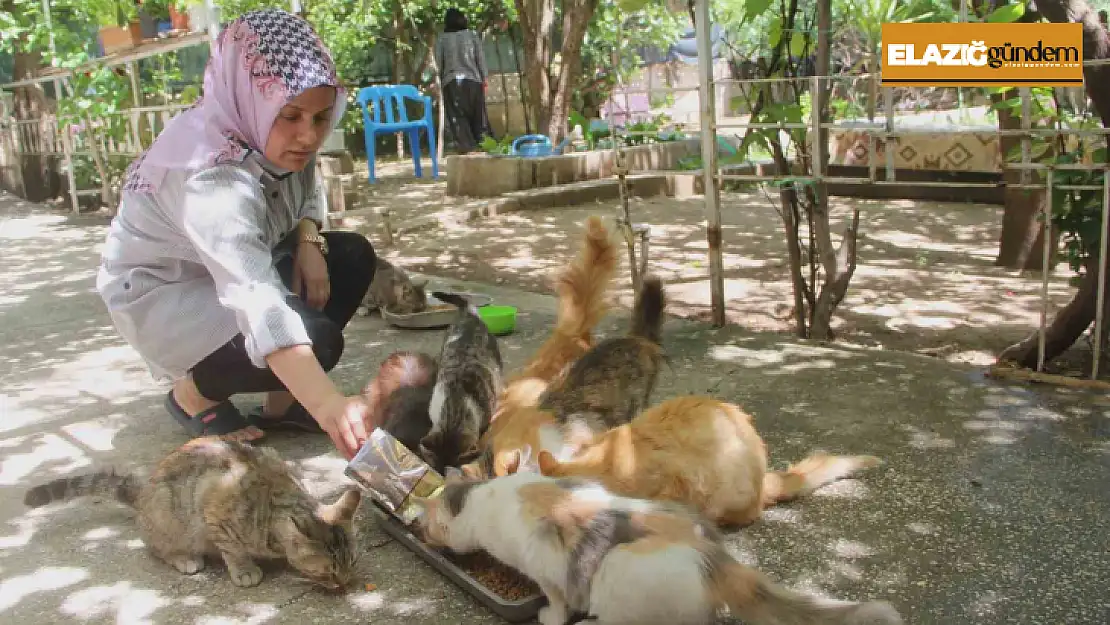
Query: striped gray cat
420 291 504 474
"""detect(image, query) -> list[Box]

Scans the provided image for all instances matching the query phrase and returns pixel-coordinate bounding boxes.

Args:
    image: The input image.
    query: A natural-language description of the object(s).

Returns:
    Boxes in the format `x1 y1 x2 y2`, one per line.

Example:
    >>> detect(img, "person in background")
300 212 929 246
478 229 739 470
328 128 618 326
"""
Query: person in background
435 7 492 154
96 9 376 459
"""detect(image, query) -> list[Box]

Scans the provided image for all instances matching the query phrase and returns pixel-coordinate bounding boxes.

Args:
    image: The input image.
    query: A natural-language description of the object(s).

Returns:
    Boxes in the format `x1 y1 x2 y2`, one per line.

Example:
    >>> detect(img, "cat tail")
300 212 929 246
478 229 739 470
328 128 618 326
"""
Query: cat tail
432 291 478 315
628 274 666 344
713 557 903 625
762 453 882 506
553 215 619 340
23 468 143 509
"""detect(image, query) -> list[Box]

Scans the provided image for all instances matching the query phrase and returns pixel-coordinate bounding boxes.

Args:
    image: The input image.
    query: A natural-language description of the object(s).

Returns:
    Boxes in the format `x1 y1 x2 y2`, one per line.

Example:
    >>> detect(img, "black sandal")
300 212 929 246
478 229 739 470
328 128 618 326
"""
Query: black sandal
164 391 261 439
246 402 324 433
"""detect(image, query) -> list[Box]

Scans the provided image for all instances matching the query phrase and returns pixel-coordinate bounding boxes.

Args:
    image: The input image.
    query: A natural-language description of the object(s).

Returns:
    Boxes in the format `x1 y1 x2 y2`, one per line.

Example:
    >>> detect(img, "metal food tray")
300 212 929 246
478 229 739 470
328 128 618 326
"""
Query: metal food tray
381 292 493 330
370 503 546 623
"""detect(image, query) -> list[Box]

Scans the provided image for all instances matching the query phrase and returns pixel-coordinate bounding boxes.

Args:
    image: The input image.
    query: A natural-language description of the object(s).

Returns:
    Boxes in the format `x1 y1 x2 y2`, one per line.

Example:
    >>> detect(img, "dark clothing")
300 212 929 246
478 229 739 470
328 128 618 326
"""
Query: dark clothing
191 230 375 401
444 77 491 153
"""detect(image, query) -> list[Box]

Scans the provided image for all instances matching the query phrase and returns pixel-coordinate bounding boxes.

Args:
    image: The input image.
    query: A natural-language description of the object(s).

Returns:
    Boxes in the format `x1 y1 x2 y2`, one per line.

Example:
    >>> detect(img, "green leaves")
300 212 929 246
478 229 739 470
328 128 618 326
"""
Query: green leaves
768 16 783 49
789 32 808 57
744 0 773 21
985 2 1025 24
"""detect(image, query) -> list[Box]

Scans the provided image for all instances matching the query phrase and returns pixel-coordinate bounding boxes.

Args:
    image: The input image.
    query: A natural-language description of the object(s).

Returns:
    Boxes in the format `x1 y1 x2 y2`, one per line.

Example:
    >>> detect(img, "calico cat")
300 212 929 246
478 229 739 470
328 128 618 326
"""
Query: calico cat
23 437 361 591
536 395 882 527
420 291 505 473
363 351 439 453
417 471 903 625
462 275 667 479
360 257 428 315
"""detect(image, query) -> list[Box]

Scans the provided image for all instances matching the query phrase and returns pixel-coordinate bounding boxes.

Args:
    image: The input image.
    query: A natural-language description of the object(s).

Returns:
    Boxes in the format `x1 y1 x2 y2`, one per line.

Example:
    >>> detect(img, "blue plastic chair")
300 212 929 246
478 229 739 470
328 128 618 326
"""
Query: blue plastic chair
355 85 438 183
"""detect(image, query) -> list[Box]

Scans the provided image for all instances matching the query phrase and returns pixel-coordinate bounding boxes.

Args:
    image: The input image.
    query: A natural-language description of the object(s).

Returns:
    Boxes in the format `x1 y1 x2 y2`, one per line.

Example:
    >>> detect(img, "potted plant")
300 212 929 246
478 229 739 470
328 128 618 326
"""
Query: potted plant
91 0 142 54
169 1 191 31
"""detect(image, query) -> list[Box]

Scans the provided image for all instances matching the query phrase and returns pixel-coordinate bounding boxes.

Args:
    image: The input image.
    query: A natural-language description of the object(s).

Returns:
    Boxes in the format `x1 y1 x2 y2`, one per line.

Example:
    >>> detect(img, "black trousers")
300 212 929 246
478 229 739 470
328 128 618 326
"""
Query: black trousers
191 231 376 402
443 77 491 153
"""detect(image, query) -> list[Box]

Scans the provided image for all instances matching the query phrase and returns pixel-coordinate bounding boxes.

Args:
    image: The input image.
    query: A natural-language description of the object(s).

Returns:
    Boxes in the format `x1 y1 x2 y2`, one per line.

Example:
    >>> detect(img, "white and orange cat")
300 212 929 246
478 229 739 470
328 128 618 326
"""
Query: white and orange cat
535 395 882 527
418 471 903 625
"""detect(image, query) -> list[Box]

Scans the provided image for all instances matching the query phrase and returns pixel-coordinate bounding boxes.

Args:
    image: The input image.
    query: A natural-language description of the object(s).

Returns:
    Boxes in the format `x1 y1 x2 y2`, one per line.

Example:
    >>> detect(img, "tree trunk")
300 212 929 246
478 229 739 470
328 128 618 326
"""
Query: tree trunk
546 0 598 144
513 0 598 144
999 0 1110 368
10 49 55 202
514 0 555 137
806 0 859 341
993 88 1059 270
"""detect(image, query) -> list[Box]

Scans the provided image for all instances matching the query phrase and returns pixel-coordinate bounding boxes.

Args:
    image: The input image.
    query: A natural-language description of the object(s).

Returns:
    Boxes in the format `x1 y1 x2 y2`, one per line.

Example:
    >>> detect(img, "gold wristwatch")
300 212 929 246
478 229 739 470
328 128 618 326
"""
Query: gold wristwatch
301 233 329 255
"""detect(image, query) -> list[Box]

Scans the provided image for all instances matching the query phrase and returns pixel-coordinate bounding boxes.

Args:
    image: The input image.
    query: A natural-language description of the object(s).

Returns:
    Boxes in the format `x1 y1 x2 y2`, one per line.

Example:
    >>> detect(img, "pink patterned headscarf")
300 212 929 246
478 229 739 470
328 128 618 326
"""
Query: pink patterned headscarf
123 9 346 193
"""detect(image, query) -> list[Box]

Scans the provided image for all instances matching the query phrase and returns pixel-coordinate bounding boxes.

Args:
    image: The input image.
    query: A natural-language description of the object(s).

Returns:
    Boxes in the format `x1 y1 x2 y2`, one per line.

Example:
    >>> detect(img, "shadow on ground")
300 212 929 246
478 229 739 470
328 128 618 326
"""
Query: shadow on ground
385 192 1085 372
1 192 1108 624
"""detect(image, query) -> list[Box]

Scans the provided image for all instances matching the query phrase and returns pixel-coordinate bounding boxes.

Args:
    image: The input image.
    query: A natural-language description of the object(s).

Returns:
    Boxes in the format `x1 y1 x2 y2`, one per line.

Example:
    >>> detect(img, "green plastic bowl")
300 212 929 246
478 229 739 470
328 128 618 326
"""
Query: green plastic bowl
478 305 517 336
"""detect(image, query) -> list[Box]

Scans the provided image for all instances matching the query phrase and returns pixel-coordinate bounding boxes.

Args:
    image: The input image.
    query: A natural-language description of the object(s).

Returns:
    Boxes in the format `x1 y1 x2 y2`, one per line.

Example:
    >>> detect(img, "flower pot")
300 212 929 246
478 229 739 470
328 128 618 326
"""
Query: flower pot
169 5 190 30
128 19 143 43
98 24 141 55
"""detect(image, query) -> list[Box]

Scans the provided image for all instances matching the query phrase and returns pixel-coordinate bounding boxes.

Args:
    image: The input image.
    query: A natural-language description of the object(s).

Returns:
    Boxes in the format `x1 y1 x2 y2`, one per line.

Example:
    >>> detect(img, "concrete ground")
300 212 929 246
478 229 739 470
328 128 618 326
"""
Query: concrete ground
1 191 1108 625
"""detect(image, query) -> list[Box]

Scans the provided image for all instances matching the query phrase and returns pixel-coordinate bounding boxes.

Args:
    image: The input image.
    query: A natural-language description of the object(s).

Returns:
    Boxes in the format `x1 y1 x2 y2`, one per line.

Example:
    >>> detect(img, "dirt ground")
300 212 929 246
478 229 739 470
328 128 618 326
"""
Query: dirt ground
376 181 1083 369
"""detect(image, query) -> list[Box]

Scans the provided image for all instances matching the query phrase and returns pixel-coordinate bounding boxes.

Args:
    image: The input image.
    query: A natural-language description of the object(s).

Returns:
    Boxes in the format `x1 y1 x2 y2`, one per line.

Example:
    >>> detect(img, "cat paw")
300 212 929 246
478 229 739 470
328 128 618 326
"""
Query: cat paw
538 604 568 625
227 561 264 587
169 555 205 575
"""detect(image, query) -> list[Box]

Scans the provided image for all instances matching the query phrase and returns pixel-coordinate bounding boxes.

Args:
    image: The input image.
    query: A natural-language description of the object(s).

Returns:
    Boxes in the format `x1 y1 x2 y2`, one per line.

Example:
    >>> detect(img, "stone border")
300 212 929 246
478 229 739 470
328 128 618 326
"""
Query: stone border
445 139 700 197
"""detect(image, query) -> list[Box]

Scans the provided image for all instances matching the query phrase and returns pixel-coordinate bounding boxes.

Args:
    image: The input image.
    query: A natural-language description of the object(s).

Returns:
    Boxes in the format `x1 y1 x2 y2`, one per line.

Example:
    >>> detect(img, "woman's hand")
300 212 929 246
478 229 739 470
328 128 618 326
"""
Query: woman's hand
315 394 372 459
292 240 330 310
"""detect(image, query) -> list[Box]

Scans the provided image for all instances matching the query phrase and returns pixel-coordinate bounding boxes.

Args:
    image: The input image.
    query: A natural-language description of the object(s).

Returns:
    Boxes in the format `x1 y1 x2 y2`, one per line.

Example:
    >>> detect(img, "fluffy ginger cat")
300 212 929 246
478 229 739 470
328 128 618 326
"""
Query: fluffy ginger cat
23 437 362 591
536 395 881 527
508 214 619 386
417 471 903 625
463 276 668 479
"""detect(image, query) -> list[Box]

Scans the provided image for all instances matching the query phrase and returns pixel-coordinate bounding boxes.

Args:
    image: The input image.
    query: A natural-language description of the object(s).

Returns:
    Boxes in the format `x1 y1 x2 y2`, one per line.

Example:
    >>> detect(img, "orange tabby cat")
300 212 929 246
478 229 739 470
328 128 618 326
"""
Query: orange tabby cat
508 214 619 386
536 395 881 527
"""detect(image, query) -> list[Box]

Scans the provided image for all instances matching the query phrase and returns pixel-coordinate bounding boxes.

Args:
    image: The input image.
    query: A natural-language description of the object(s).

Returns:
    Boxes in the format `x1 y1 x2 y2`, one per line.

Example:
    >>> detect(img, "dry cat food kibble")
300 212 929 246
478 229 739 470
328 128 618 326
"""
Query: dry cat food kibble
449 551 540 601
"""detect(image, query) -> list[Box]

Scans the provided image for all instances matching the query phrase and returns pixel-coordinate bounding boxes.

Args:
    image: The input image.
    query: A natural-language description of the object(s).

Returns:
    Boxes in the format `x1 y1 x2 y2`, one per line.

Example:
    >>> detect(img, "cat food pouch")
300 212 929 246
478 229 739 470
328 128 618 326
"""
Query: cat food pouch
346 428 445 526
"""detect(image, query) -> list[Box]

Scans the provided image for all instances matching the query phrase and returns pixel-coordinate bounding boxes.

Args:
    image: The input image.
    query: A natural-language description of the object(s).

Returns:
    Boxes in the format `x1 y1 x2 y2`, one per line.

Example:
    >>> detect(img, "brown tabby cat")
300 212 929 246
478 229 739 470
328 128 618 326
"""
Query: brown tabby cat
462 276 667 479
537 395 882 527
537 274 667 431
23 437 362 591
360 257 428 315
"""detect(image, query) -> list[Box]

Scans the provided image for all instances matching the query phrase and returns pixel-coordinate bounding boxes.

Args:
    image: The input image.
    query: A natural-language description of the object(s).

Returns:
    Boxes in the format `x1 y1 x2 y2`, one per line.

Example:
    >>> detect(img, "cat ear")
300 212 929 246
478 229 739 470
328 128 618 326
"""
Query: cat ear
537 450 560 475
319 488 362 525
500 448 522 475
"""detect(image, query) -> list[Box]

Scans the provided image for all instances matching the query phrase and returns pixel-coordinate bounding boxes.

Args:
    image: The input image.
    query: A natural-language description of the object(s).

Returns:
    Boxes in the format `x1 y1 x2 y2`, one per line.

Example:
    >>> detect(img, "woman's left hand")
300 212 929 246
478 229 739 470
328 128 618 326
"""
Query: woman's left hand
292 241 330 310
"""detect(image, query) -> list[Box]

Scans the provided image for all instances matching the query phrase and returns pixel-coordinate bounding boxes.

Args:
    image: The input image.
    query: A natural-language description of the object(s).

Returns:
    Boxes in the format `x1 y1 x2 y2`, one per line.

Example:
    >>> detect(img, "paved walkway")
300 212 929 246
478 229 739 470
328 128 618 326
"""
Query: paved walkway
0 192 1107 624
